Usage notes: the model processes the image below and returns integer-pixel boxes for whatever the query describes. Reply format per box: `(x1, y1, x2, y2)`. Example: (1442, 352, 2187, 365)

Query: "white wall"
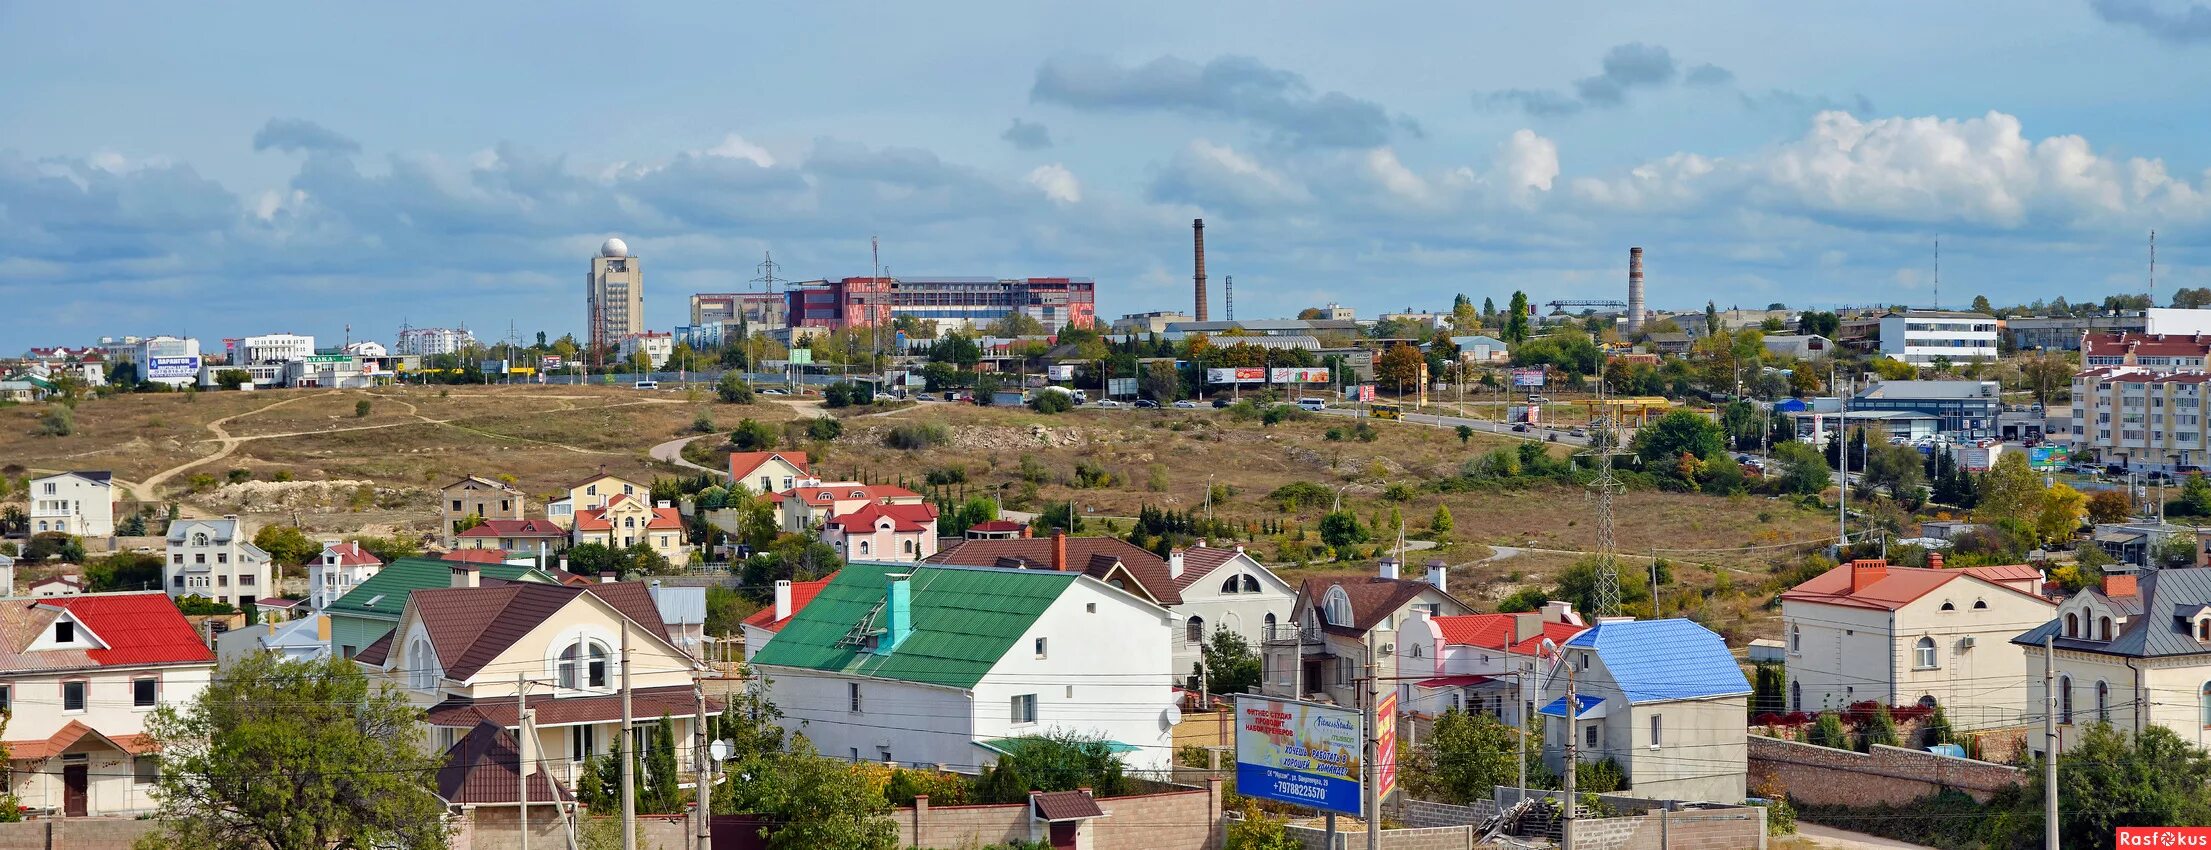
(7, 663, 214, 742)
(1888, 587, 2051, 728)
(971, 578, 1178, 772)
(1879, 315, 1999, 364)
(767, 669, 978, 766)
(1539, 646, 1746, 802)
(1170, 554, 1295, 684)
(1781, 602, 1893, 713)
(28, 474, 113, 538)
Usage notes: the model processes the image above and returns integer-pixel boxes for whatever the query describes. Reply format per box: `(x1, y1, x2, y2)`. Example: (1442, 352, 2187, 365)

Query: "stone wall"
(1746, 735, 2024, 806)
(456, 810, 691, 850)
(0, 818, 161, 850)
(1281, 823, 1473, 850)
(901, 798, 1032, 849)
(1571, 807, 1769, 850)
(1400, 798, 1497, 828)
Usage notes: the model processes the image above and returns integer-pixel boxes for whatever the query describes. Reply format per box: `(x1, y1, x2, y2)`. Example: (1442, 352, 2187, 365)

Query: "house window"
(858, 541, 871, 556)
(2200, 619, 2210, 641)
(451, 500, 462, 511)
(1011, 694, 1037, 724)
(0, 685, 8, 713)
(849, 682, 863, 713)
(2059, 676, 2074, 724)
(1650, 715, 1663, 748)
(1337, 657, 1354, 685)
(1187, 616, 1206, 644)
(1940, 601, 1955, 611)
(1243, 576, 1260, 592)
(2096, 681, 2109, 722)
(2065, 613, 2079, 638)
(903, 540, 915, 554)
(2202, 682, 2211, 727)
(1790, 681, 1801, 712)
(1222, 577, 1241, 594)
(1035, 637, 1048, 659)
(133, 677, 157, 708)
(1583, 724, 1597, 748)
(1914, 637, 1937, 669)
(1323, 588, 1354, 627)
(571, 725, 597, 762)
(62, 681, 86, 712)
(54, 621, 73, 643)
(217, 553, 228, 564)
(2098, 617, 2112, 641)
(1264, 613, 1276, 631)
(558, 640, 612, 689)
(1789, 625, 1800, 653)
(133, 756, 159, 786)
(410, 638, 438, 690)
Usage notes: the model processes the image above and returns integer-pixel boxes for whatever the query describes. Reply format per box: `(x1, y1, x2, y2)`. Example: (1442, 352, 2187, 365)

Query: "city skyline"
(7, 1, 2211, 349)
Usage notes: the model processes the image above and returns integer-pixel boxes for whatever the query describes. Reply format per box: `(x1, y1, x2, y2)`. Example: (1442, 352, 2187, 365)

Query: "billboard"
(2028, 445, 2071, 470)
(540, 355, 564, 370)
(1375, 692, 1398, 801)
(1206, 367, 1267, 384)
(1511, 368, 1547, 388)
(1358, 384, 1376, 402)
(303, 354, 350, 364)
(1051, 364, 1077, 381)
(1235, 695, 1362, 815)
(1270, 367, 1332, 384)
(145, 356, 202, 379)
(1106, 377, 1137, 397)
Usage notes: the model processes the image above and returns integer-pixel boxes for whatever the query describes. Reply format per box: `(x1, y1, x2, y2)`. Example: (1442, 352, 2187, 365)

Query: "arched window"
(192, 533, 209, 546)
(1790, 681, 1802, 712)
(2099, 617, 2113, 641)
(409, 638, 437, 690)
(1411, 643, 1423, 659)
(1323, 588, 1354, 627)
(1789, 625, 1800, 653)
(1264, 612, 1277, 631)
(1915, 637, 1937, 669)
(1940, 601, 1955, 611)
(558, 639, 613, 690)
(2059, 676, 2074, 724)
(1186, 616, 1206, 644)
(2096, 681, 2109, 722)
(902, 540, 915, 554)
(1242, 576, 1261, 593)
(858, 540, 871, 556)
(1973, 600, 1988, 610)
(2065, 613, 2079, 638)
(2200, 620, 2210, 641)
(1222, 577, 1241, 594)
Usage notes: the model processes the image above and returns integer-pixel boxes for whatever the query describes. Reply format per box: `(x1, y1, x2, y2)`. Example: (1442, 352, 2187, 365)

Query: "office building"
(785, 276, 1095, 331)
(231, 333, 316, 364)
(1878, 310, 1999, 365)
(689, 292, 785, 328)
(2009, 314, 2148, 351)
(394, 326, 478, 357)
(587, 238, 643, 359)
(1854, 380, 2002, 438)
(617, 331, 674, 369)
(132, 336, 202, 387)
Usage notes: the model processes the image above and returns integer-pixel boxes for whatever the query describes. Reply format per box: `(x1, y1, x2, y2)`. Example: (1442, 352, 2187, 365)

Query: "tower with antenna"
(2151, 229, 2158, 305)
(1932, 238, 1940, 311)
(1578, 376, 1627, 616)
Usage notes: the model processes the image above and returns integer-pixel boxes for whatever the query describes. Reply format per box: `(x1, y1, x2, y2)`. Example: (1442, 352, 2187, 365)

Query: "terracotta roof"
(729, 451, 810, 481)
(827, 502, 939, 533)
(6, 720, 155, 760)
(573, 499, 681, 533)
(457, 519, 568, 539)
(1430, 613, 1588, 655)
(320, 541, 383, 567)
(1032, 790, 1106, 821)
(1296, 575, 1464, 634)
(1171, 545, 1246, 591)
(354, 628, 397, 665)
(925, 537, 1184, 606)
(440, 549, 511, 565)
(404, 582, 669, 681)
(967, 520, 1025, 533)
(2083, 332, 2211, 358)
(0, 593, 216, 669)
(436, 721, 573, 805)
(767, 483, 922, 506)
(565, 470, 641, 491)
(740, 574, 837, 633)
(1781, 561, 2053, 611)
(423, 685, 716, 728)
(256, 597, 302, 610)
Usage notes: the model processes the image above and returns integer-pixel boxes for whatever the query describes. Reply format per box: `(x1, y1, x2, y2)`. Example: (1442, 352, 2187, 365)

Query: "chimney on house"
(1168, 549, 1185, 580)
(1513, 612, 1542, 644)
(1926, 551, 1945, 570)
(599, 570, 619, 584)
(774, 579, 793, 621)
(657, 500, 672, 509)
(2105, 573, 2139, 598)
(882, 574, 914, 652)
(1849, 559, 1889, 593)
(1542, 600, 1584, 626)
(1378, 558, 1400, 580)
(1425, 558, 1448, 591)
(559, 556, 570, 574)
(450, 564, 480, 589)
(1052, 530, 1068, 572)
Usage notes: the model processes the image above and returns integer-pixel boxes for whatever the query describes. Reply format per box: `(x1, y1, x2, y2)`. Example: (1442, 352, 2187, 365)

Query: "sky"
(6, 0, 2211, 350)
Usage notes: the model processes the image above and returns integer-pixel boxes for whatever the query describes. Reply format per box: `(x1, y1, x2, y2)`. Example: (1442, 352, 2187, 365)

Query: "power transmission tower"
(1578, 374, 1626, 616)
(751, 251, 784, 295)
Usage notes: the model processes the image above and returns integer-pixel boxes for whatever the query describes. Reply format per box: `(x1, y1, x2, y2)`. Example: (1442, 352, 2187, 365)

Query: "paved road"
(649, 433, 723, 474)
(1795, 823, 1937, 850)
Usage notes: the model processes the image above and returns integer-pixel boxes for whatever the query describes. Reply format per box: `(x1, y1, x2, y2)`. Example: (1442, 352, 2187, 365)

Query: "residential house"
(354, 565, 718, 790)
(964, 520, 1028, 540)
(751, 561, 1177, 771)
(324, 557, 559, 660)
(770, 483, 926, 533)
(1781, 559, 2054, 728)
(545, 471, 642, 531)
(1163, 545, 1298, 685)
(1446, 335, 1511, 364)
(1261, 560, 1476, 708)
(925, 534, 1196, 678)
(572, 495, 687, 564)
(0, 593, 215, 817)
(214, 613, 333, 665)
(310, 541, 383, 612)
(742, 575, 836, 662)
(27, 575, 85, 598)
(1400, 601, 1587, 727)
(1538, 619, 1752, 803)
(729, 451, 812, 496)
(457, 519, 570, 559)
(2014, 569, 2211, 756)
(162, 515, 271, 609)
(27, 472, 115, 539)
(1646, 333, 1694, 357)
(822, 502, 941, 563)
(439, 476, 525, 546)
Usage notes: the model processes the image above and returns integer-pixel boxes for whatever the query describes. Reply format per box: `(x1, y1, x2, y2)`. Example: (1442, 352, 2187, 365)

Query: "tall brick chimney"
(1192, 219, 1209, 322)
(1052, 529, 1068, 572)
(1849, 559, 1889, 593)
(2105, 573, 2138, 598)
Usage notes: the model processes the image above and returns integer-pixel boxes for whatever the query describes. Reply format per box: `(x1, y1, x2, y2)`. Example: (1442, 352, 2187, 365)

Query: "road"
(1794, 823, 1937, 850)
(650, 434, 723, 475)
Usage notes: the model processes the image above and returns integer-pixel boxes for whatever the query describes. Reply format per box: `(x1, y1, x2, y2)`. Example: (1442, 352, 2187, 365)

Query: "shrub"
(35, 406, 72, 437)
(805, 416, 843, 442)
(227, 468, 253, 484)
(885, 422, 950, 451)
(1073, 461, 1114, 488)
(1353, 422, 1378, 442)
(1029, 391, 1072, 414)
(730, 418, 778, 451)
(923, 466, 967, 486)
(1268, 481, 1333, 510)
(716, 372, 756, 404)
(1324, 427, 1346, 441)
(691, 412, 716, 434)
(354, 399, 372, 418)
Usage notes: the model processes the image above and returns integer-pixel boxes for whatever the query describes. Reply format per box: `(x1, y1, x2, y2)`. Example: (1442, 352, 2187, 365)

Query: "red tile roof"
(574, 498, 681, 532)
(440, 549, 511, 564)
(967, 520, 1025, 534)
(1430, 613, 1589, 656)
(457, 519, 568, 539)
(1781, 561, 2053, 611)
(437, 722, 573, 805)
(320, 541, 383, 567)
(926, 537, 1184, 606)
(740, 573, 837, 633)
(39, 593, 215, 667)
(826, 502, 939, 533)
(5, 720, 155, 760)
(2083, 332, 2211, 358)
(729, 451, 810, 482)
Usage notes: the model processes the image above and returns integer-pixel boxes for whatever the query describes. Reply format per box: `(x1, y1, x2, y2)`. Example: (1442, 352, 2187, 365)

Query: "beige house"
(729, 451, 811, 496)
(572, 494, 687, 564)
(1782, 559, 2053, 729)
(355, 564, 716, 792)
(1261, 560, 1475, 708)
(439, 476, 525, 546)
(822, 502, 940, 563)
(1537, 619, 1752, 803)
(2015, 569, 2211, 756)
(545, 471, 643, 531)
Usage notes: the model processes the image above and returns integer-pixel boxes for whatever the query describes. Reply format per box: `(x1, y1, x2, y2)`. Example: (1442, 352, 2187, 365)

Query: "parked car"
(1511, 423, 1530, 433)
(633, 380, 659, 390)
(760, 388, 789, 396)
(1527, 395, 1552, 404)
(1568, 427, 1588, 438)
(1173, 400, 1199, 409)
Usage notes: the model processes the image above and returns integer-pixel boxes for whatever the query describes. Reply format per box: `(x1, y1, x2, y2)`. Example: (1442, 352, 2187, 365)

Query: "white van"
(1297, 397, 1328, 412)
(633, 380, 659, 390)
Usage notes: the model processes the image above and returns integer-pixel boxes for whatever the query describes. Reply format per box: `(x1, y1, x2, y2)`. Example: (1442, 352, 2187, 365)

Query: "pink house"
(821, 502, 940, 562)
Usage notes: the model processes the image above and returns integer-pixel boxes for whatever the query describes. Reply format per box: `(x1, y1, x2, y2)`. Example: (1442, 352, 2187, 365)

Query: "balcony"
(1263, 623, 1324, 647)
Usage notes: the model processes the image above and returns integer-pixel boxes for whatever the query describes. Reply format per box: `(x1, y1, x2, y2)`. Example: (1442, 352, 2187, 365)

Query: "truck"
(1032, 385, 1088, 404)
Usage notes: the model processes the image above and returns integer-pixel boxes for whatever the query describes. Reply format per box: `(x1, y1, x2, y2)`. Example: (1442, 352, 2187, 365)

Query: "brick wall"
(457, 810, 690, 850)
(902, 778, 1221, 850)
(1281, 823, 1473, 850)
(901, 797, 1032, 848)
(1746, 735, 2024, 806)
(0, 818, 161, 850)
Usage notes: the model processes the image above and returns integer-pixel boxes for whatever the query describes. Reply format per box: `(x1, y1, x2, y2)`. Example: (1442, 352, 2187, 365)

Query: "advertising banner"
(1375, 692, 1398, 801)
(145, 356, 202, 379)
(1051, 364, 1077, 381)
(2027, 445, 2071, 470)
(1106, 378, 1137, 397)
(540, 355, 564, 370)
(1270, 367, 1332, 384)
(1206, 367, 1267, 384)
(1358, 384, 1376, 402)
(303, 354, 350, 364)
(1511, 368, 1547, 388)
(1235, 695, 1363, 816)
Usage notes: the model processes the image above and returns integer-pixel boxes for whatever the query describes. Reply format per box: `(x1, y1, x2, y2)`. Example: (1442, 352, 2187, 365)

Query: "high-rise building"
(587, 237, 643, 360)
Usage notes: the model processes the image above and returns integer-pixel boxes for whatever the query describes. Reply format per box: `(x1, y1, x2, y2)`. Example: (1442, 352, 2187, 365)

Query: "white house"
(310, 540, 384, 612)
(0, 592, 215, 817)
(617, 332, 674, 369)
(0, 553, 14, 597)
(28, 471, 115, 539)
(1162, 545, 1298, 684)
(1537, 619, 1752, 803)
(27, 575, 85, 598)
(236, 333, 316, 363)
(162, 516, 272, 610)
(1400, 601, 1587, 727)
(2014, 569, 2211, 756)
(1261, 560, 1477, 708)
(1781, 559, 2053, 728)
(1878, 310, 1999, 366)
(214, 613, 333, 665)
(751, 561, 1179, 771)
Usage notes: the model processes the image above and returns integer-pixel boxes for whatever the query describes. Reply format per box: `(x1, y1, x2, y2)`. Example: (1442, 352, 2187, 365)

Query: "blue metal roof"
(1537, 694, 1605, 718)
(1566, 619, 1751, 704)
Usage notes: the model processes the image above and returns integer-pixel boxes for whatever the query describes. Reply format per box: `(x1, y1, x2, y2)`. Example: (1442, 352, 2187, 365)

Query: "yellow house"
(573, 494, 688, 564)
(729, 451, 811, 495)
(546, 472, 643, 530)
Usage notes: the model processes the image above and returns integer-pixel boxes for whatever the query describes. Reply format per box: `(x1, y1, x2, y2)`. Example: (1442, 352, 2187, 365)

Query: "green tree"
(1224, 800, 1302, 850)
(1976, 452, 2046, 525)
(1201, 628, 1262, 695)
(716, 737, 899, 850)
(1856, 705, 1900, 751)
(354, 399, 372, 418)
(1456, 424, 1473, 444)
(1430, 504, 1453, 537)
(1630, 410, 1727, 468)
(136, 654, 449, 850)
(251, 524, 320, 568)
(716, 372, 756, 404)
(1029, 390, 1073, 413)
(1921, 704, 1953, 748)
(1317, 511, 1369, 555)
(642, 712, 680, 812)
(1414, 709, 1521, 805)
(704, 585, 760, 636)
(1504, 291, 1532, 343)
(730, 418, 779, 451)
(1999, 724, 2211, 850)
(2173, 472, 2211, 517)
(1774, 441, 1832, 496)
(2086, 489, 2132, 524)
(1807, 712, 1850, 750)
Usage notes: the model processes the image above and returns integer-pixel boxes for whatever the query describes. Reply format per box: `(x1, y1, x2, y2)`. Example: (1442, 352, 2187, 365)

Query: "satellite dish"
(1161, 705, 1183, 731)
(709, 740, 730, 763)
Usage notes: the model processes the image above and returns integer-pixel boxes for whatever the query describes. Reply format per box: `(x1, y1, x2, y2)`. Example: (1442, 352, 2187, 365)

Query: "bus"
(1369, 402, 1402, 421)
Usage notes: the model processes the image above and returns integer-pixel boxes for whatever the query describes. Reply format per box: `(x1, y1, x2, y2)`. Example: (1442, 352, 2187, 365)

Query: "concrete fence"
(905, 777, 1222, 850)
(1746, 734, 2024, 806)
(0, 818, 161, 850)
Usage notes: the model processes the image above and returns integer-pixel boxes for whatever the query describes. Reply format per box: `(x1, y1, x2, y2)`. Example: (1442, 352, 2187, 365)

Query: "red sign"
(2118, 829, 2211, 848)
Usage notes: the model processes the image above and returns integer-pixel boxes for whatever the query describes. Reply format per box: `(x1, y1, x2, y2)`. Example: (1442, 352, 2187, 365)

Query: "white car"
(760, 388, 789, 396)
(1172, 400, 1199, 409)
(1095, 399, 1127, 409)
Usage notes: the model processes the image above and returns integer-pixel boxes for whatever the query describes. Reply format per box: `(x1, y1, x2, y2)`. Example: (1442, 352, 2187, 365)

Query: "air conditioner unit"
(1958, 636, 1977, 650)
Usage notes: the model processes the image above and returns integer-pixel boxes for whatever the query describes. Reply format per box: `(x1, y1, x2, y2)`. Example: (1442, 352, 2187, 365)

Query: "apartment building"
(162, 516, 271, 609)
(394, 326, 479, 356)
(1878, 310, 1999, 365)
(2071, 366, 2211, 471)
(617, 331, 673, 369)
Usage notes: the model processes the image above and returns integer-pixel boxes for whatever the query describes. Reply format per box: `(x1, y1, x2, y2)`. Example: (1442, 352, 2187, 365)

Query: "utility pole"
(517, 672, 530, 850)
(1364, 626, 1390, 850)
(1836, 367, 1850, 547)
(1509, 644, 1526, 807)
(621, 628, 636, 850)
(2043, 634, 2058, 850)
(695, 684, 713, 850)
(1562, 660, 1578, 850)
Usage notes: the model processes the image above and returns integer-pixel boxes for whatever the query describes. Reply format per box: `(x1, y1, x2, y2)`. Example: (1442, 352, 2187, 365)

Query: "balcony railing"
(1263, 623, 1324, 646)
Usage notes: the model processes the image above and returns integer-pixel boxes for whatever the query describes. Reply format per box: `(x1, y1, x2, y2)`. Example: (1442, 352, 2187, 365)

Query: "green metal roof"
(750, 561, 1076, 690)
(326, 557, 557, 621)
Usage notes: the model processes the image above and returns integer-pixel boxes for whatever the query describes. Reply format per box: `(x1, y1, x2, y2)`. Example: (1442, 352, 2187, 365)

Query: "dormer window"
(2199, 619, 2210, 641)
(2066, 613, 2079, 638)
(1322, 587, 1354, 628)
(54, 620, 73, 643)
(1243, 576, 1260, 592)
(192, 533, 209, 546)
(1222, 577, 1241, 594)
(2098, 617, 2113, 641)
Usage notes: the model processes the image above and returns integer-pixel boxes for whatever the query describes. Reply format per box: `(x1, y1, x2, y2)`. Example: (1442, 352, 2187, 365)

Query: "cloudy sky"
(6, 0, 2211, 350)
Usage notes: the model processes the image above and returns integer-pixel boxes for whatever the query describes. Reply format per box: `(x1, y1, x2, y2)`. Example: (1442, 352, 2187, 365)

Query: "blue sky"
(6, 0, 2211, 350)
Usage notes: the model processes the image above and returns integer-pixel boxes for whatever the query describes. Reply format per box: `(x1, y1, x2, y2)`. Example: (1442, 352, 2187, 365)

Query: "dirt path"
(131, 392, 328, 501)
(650, 434, 724, 474)
(1793, 823, 1937, 850)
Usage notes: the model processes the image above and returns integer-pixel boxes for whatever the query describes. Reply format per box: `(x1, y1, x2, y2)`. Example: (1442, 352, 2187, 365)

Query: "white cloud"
(704, 134, 777, 168)
(1026, 163, 1082, 203)
(1362, 148, 1431, 203)
(1148, 139, 1311, 210)
(1493, 129, 1560, 197)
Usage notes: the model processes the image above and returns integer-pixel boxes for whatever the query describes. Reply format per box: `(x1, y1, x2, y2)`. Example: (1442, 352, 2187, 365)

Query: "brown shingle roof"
(423, 685, 716, 728)
(925, 537, 1183, 605)
(1171, 545, 1245, 591)
(437, 721, 573, 805)
(1297, 575, 1462, 634)
(406, 581, 670, 680)
(1032, 790, 1106, 821)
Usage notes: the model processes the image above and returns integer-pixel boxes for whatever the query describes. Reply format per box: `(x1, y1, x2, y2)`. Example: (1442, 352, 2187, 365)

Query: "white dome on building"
(599, 237, 630, 258)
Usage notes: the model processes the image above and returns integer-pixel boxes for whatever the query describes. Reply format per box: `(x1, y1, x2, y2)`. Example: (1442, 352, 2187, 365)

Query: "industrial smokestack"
(1627, 246, 1647, 334)
(1193, 218, 1209, 322)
